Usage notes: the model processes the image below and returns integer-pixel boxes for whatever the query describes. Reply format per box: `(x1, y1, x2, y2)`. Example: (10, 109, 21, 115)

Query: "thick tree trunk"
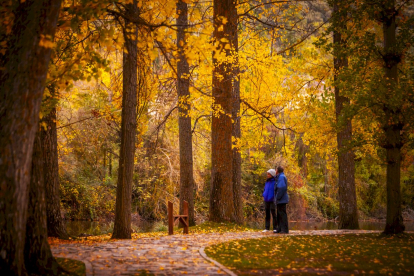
(0, 1, 62, 274)
(232, 85, 243, 224)
(383, 120, 404, 234)
(24, 131, 61, 275)
(333, 1, 359, 229)
(382, 0, 405, 234)
(176, 0, 195, 226)
(41, 108, 69, 239)
(210, 0, 236, 222)
(231, 7, 243, 224)
(112, 4, 138, 239)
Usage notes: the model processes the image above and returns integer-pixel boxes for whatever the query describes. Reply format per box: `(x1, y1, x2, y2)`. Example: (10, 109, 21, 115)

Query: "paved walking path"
(51, 230, 382, 276)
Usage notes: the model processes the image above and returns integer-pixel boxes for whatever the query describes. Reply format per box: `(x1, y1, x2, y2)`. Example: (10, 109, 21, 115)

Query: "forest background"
(3, 0, 414, 274)
(46, 0, 414, 225)
(4, 0, 414, 228)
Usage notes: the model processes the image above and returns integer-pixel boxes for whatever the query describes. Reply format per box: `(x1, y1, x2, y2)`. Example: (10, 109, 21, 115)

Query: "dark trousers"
(265, 201, 277, 230)
(276, 203, 289, 233)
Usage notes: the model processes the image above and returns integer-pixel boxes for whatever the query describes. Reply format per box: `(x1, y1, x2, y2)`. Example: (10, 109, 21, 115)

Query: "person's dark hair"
(277, 166, 284, 173)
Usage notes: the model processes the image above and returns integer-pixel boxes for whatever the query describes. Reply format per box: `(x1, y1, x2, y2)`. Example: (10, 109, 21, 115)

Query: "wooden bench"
(168, 200, 189, 235)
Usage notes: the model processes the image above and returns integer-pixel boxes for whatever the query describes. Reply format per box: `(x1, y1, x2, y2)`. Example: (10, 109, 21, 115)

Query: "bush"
(60, 174, 116, 220)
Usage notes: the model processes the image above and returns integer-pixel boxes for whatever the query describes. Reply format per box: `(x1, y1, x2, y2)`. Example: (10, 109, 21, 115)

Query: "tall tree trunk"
(333, 1, 359, 229)
(103, 148, 107, 178)
(25, 131, 61, 275)
(231, 4, 243, 224)
(0, 1, 62, 274)
(112, 3, 138, 239)
(232, 84, 243, 224)
(109, 152, 113, 177)
(323, 161, 329, 195)
(176, 0, 195, 226)
(296, 135, 308, 177)
(41, 107, 69, 239)
(381, 0, 405, 234)
(210, 0, 236, 222)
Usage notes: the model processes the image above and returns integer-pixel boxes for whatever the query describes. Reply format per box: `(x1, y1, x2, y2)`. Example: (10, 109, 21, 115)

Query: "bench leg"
(168, 201, 173, 235)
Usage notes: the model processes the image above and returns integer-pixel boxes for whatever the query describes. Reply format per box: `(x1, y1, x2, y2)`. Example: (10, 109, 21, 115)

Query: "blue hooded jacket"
(274, 172, 289, 204)
(262, 177, 276, 202)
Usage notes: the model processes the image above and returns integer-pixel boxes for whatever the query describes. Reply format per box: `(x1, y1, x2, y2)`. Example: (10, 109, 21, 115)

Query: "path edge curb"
(83, 259, 94, 276)
(199, 247, 237, 276)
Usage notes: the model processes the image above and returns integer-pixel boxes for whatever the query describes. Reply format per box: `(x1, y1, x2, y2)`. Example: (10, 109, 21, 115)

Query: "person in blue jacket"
(262, 169, 277, 232)
(274, 166, 289, 233)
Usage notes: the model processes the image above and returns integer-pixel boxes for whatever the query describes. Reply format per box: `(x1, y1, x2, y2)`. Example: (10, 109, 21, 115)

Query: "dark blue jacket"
(274, 173, 289, 204)
(262, 177, 276, 202)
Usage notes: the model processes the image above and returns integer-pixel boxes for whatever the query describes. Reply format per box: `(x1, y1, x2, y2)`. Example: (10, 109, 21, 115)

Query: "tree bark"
(323, 161, 329, 195)
(109, 152, 113, 177)
(333, 1, 359, 229)
(296, 135, 308, 177)
(230, 5, 243, 224)
(176, 0, 196, 226)
(24, 131, 61, 275)
(103, 148, 107, 179)
(381, 0, 405, 234)
(112, 3, 138, 239)
(0, 1, 62, 274)
(210, 0, 236, 222)
(41, 108, 69, 239)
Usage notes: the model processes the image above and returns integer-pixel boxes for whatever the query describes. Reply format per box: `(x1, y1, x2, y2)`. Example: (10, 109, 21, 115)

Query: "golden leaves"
(39, 34, 55, 49)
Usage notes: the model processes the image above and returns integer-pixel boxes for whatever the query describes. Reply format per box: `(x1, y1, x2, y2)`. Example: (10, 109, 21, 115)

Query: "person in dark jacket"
(262, 169, 277, 232)
(274, 166, 289, 234)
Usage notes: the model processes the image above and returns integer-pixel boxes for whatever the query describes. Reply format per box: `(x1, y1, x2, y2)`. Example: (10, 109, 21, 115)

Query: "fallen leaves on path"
(49, 232, 169, 246)
(49, 222, 253, 246)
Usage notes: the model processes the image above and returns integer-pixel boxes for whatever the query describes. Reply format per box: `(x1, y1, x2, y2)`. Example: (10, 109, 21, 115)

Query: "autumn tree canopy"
(1, 0, 414, 273)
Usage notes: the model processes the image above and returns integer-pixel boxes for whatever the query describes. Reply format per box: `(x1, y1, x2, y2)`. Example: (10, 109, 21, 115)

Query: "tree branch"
(241, 99, 294, 132)
(192, 115, 210, 133)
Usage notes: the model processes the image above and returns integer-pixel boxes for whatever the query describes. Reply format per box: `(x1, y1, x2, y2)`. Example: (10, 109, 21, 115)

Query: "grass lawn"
(56, 257, 86, 275)
(205, 233, 414, 275)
